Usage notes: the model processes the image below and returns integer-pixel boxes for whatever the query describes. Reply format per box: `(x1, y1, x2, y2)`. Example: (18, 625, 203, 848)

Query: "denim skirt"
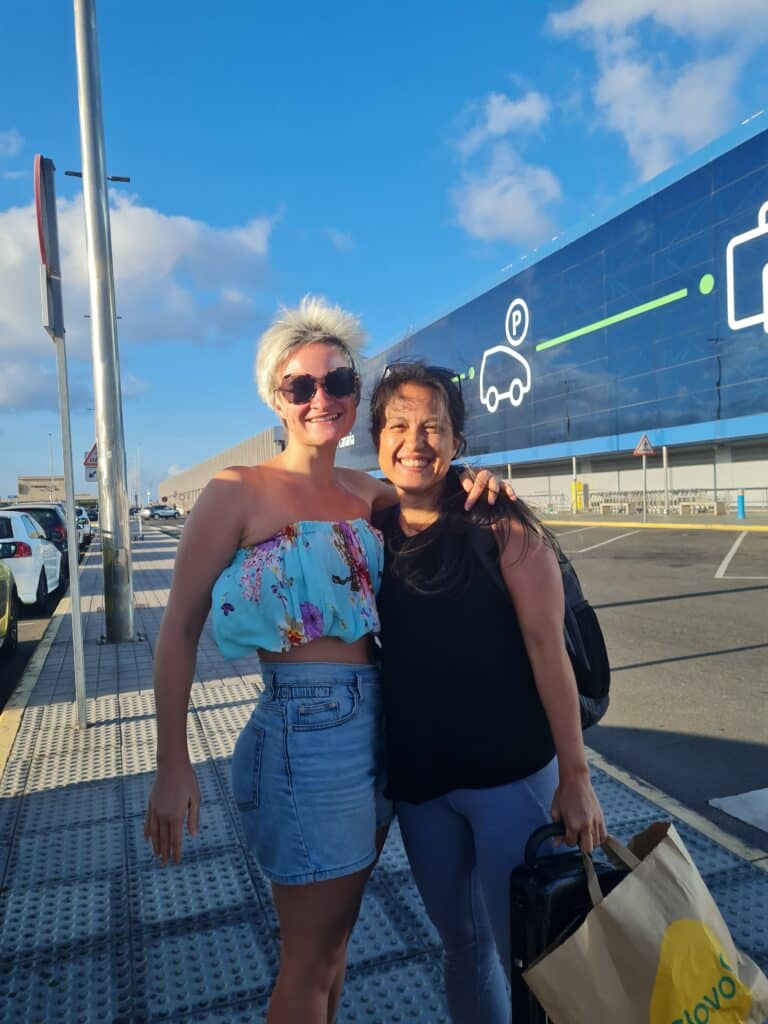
(231, 662, 392, 885)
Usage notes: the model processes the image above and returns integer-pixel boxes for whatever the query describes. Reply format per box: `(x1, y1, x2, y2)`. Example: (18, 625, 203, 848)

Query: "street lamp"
(48, 432, 55, 500)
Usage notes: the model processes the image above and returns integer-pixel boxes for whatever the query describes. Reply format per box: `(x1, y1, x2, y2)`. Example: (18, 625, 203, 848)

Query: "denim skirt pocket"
(290, 682, 360, 732)
(231, 720, 266, 810)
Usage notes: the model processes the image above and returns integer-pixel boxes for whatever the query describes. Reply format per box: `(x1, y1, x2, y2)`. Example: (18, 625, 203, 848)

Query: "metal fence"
(512, 486, 768, 516)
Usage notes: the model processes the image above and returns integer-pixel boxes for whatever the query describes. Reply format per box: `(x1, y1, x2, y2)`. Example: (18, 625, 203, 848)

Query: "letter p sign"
(505, 298, 530, 348)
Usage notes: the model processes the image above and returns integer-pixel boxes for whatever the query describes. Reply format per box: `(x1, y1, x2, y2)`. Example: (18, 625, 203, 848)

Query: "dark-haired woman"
(371, 363, 606, 1024)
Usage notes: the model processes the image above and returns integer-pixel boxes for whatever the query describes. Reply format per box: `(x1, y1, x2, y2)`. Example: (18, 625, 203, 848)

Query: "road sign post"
(35, 153, 87, 729)
(633, 434, 657, 524)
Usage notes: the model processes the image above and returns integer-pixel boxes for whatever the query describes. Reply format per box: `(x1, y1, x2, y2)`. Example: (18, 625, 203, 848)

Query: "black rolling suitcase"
(509, 823, 630, 1023)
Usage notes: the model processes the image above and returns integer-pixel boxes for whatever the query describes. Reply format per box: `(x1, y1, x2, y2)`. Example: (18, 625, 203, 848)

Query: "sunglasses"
(382, 362, 462, 397)
(276, 366, 359, 405)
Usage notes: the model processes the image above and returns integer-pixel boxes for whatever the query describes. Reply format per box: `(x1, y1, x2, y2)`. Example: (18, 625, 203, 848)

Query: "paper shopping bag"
(523, 821, 768, 1024)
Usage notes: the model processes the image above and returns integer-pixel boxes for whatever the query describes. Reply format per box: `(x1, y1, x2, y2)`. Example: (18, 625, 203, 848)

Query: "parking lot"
(549, 521, 768, 851)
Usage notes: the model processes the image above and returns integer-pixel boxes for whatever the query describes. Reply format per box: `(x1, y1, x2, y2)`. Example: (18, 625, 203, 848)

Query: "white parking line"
(570, 529, 642, 554)
(714, 531, 747, 579)
(709, 788, 768, 833)
(554, 525, 602, 537)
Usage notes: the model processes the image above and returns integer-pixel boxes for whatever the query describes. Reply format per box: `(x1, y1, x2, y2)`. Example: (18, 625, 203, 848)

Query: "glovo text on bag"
(650, 920, 753, 1024)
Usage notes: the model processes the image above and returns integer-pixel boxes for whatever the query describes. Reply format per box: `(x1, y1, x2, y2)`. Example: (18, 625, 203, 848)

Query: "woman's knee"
(280, 939, 348, 994)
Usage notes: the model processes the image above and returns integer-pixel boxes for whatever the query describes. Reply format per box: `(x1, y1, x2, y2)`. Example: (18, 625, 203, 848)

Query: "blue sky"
(2, 0, 768, 499)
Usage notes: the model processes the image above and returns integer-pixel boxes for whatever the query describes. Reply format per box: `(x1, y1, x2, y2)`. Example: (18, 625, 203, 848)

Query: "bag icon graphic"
(726, 199, 768, 333)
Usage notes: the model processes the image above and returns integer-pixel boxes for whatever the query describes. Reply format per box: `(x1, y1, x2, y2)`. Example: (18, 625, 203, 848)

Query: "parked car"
(141, 504, 180, 519)
(75, 506, 93, 549)
(87, 507, 99, 522)
(6, 502, 70, 586)
(0, 510, 62, 610)
(0, 560, 18, 660)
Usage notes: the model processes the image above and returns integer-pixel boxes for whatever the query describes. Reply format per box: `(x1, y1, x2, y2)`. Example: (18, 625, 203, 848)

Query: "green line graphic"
(535, 286, 689, 352)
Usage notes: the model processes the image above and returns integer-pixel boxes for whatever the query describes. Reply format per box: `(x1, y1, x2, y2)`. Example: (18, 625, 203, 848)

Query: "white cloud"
(595, 52, 743, 179)
(457, 90, 551, 156)
(451, 145, 562, 245)
(0, 129, 24, 159)
(3, 170, 27, 181)
(549, 1, 768, 179)
(326, 228, 355, 251)
(166, 464, 187, 478)
(121, 372, 150, 399)
(450, 86, 561, 246)
(549, 0, 768, 39)
(0, 192, 278, 410)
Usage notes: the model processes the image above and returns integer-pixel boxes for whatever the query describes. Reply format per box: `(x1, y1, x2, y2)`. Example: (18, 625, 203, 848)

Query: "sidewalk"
(1, 527, 766, 1023)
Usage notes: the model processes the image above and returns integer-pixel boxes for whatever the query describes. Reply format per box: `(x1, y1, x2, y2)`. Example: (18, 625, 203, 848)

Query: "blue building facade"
(340, 121, 768, 475)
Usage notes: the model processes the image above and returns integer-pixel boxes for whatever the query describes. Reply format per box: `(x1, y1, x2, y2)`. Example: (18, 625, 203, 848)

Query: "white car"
(0, 510, 62, 609)
(75, 506, 93, 549)
(141, 504, 181, 520)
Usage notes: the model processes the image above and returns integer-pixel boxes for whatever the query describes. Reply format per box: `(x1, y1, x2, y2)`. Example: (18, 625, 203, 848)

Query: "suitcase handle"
(524, 822, 566, 867)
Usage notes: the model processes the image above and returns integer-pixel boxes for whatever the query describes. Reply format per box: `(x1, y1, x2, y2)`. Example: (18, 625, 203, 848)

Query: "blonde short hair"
(255, 295, 367, 409)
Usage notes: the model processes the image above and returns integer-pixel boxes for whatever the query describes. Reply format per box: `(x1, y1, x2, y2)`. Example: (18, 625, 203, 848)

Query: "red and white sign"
(83, 443, 98, 468)
(633, 433, 656, 457)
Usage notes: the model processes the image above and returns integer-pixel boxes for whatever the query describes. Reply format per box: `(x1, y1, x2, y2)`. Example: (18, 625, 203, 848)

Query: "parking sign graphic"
(726, 199, 768, 333)
(480, 298, 532, 414)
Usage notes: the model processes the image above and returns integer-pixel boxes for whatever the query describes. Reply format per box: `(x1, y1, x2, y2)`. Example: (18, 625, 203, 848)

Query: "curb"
(544, 519, 768, 533)
(0, 595, 68, 779)
(0, 543, 98, 779)
(586, 747, 768, 870)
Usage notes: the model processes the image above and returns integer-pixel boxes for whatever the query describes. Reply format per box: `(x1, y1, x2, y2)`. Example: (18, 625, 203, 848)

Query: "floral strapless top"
(211, 519, 384, 657)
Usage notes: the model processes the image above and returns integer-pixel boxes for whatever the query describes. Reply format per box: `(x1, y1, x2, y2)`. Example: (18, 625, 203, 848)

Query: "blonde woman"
(144, 297, 500, 1024)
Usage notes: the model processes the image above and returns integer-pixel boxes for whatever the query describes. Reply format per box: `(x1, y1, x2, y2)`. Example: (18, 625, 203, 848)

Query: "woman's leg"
(326, 824, 389, 1022)
(454, 758, 559, 976)
(397, 797, 510, 1024)
(268, 858, 375, 1024)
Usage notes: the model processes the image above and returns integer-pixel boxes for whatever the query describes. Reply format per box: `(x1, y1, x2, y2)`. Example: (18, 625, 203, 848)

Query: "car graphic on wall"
(479, 297, 532, 413)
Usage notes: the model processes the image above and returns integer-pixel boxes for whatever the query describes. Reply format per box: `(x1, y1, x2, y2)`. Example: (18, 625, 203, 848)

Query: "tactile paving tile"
(118, 687, 157, 720)
(0, 943, 133, 1024)
(0, 706, 43, 762)
(0, 870, 129, 963)
(130, 848, 261, 929)
(16, 776, 122, 832)
(346, 869, 439, 970)
(338, 953, 449, 1023)
(0, 751, 33, 800)
(5, 817, 126, 887)
(24, 742, 120, 791)
(32, 714, 119, 759)
(169, 994, 271, 1023)
(707, 865, 768, 959)
(132, 913, 279, 1019)
(191, 678, 261, 710)
(120, 712, 158, 749)
(0, 794, 20, 843)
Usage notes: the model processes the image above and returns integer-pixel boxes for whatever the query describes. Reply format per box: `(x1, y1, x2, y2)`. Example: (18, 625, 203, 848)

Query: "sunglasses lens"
(324, 366, 357, 398)
(286, 375, 316, 404)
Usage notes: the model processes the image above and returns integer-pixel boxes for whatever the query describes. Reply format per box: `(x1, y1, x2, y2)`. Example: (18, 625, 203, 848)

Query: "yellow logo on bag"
(650, 920, 753, 1023)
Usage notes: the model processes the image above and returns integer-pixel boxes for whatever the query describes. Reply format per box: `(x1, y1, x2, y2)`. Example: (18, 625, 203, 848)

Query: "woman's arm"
(498, 523, 606, 853)
(144, 468, 251, 866)
(340, 468, 513, 515)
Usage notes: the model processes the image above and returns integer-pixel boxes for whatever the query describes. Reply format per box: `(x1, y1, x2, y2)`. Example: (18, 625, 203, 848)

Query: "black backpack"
(467, 524, 610, 730)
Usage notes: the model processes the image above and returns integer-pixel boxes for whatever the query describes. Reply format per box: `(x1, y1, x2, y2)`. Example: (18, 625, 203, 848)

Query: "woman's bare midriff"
(258, 634, 375, 665)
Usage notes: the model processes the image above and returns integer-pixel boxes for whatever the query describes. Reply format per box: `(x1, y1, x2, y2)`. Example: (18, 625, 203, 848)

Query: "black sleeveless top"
(377, 516, 556, 804)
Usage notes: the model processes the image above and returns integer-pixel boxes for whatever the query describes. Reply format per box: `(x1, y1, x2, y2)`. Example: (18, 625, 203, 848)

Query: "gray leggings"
(396, 757, 559, 1024)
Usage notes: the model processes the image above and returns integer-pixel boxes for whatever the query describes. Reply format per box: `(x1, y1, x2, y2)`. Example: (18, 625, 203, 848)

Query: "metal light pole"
(73, 0, 134, 641)
(48, 432, 55, 500)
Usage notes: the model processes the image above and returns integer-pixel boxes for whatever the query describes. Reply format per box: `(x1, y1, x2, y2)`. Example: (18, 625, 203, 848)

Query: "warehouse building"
(166, 118, 768, 514)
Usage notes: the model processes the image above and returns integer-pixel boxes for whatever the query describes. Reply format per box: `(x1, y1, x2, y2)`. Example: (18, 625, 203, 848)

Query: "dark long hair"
(369, 361, 560, 594)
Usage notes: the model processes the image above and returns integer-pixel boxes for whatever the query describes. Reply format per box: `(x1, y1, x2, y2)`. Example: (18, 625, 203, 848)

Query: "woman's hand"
(459, 467, 517, 510)
(144, 760, 202, 866)
(550, 769, 607, 854)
